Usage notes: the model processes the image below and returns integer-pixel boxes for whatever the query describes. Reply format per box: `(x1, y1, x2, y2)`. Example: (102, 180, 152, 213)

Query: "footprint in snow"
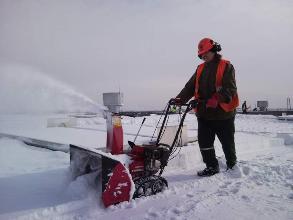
(284, 183, 293, 190)
(219, 181, 232, 189)
(241, 195, 251, 201)
(185, 193, 195, 198)
(288, 193, 293, 200)
(171, 202, 197, 216)
(231, 187, 240, 194)
(172, 207, 185, 215)
(216, 190, 229, 196)
(146, 210, 160, 219)
(242, 166, 250, 176)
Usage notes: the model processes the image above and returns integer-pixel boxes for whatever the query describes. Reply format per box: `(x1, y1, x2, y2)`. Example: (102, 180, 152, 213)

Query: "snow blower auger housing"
(69, 99, 197, 207)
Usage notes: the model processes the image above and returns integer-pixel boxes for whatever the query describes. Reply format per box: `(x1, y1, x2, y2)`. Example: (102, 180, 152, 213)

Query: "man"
(242, 101, 248, 114)
(175, 38, 239, 177)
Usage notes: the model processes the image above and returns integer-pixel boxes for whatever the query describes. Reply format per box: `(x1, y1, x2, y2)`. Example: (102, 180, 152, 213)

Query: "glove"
(169, 98, 182, 105)
(206, 94, 219, 108)
(170, 106, 177, 113)
(217, 87, 232, 103)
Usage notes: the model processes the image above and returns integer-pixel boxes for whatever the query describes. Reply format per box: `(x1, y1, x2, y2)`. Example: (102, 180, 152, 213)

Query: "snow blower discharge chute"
(70, 99, 198, 207)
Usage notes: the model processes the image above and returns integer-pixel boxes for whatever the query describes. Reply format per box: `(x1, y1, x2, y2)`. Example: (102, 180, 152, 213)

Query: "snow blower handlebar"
(155, 99, 198, 175)
(169, 99, 198, 149)
(156, 99, 198, 146)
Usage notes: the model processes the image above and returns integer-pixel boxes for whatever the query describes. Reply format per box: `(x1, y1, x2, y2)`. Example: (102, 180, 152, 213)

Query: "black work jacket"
(176, 55, 237, 120)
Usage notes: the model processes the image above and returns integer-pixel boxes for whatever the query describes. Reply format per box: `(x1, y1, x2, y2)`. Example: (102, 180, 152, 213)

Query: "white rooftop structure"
(103, 92, 124, 113)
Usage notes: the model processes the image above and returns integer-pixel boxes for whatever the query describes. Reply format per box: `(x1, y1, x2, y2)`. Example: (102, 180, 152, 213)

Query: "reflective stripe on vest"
(194, 59, 239, 112)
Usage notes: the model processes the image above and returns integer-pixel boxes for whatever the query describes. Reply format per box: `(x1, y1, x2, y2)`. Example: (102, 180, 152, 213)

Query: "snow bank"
(235, 114, 293, 134)
(166, 144, 202, 171)
(276, 133, 293, 145)
(0, 114, 293, 219)
(0, 137, 69, 178)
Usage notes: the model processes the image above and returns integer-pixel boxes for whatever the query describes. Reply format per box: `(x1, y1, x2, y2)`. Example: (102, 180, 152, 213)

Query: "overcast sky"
(0, 0, 292, 110)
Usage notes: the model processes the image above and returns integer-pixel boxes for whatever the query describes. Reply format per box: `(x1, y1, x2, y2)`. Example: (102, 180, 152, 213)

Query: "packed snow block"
(157, 125, 188, 147)
(276, 133, 293, 145)
(166, 144, 202, 170)
(47, 117, 77, 128)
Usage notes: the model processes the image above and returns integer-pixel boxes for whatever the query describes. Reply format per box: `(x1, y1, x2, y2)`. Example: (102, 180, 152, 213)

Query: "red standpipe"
(106, 114, 123, 154)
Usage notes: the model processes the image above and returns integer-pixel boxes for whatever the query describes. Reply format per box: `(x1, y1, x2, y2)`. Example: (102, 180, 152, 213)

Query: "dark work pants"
(197, 117, 237, 168)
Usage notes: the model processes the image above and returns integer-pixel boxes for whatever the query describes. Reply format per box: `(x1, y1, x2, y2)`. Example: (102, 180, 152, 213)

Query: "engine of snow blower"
(127, 142, 170, 199)
(128, 141, 170, 178)
(69, 99, 197, 207)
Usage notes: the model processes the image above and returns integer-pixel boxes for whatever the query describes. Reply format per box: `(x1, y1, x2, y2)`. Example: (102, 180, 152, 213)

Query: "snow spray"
(0, 64, 104, 114)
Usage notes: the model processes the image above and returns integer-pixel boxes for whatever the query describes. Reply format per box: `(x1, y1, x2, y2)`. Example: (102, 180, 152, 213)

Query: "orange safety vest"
(194, 59, 239, 112)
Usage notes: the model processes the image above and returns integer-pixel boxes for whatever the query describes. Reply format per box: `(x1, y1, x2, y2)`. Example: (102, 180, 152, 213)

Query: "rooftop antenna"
(287, 97, 291, 110)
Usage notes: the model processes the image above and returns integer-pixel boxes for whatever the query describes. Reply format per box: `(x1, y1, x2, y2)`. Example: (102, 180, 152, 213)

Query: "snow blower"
(69, 99, 197, 207)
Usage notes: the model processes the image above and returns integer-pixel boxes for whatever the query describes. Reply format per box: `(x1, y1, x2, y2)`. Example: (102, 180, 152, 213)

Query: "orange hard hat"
(198, 38, 215, 56)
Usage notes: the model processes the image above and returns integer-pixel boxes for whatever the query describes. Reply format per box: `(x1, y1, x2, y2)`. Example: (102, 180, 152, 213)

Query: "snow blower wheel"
(133, 176, 168, 198)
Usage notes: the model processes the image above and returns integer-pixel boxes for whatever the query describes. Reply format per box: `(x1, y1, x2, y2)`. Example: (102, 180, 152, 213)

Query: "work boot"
(226, 161, 237, 170)
(197, 166, 219, 177)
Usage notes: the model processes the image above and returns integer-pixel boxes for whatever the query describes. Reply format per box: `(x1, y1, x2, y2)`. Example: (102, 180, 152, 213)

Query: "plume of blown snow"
(0, 64, 106, 114)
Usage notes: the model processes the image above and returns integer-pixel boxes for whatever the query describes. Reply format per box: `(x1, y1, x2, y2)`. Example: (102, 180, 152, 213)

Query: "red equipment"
(106, 115, 123, 154)
(69, 99, 197, 207)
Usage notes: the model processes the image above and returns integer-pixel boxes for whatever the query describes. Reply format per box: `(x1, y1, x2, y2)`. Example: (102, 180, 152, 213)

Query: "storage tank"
(103, 92, 124, 113)
(257, 100, 268, 111)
